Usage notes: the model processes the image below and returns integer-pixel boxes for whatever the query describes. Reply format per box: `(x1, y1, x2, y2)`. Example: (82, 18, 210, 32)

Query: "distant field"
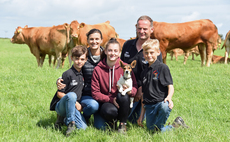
(0, 38, 229, 141)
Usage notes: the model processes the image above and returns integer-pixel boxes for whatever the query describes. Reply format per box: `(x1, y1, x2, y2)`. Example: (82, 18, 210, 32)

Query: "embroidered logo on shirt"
(153, 70, 159, 80)
(70, 80, 78, 86)
(124, 52, 130, 58)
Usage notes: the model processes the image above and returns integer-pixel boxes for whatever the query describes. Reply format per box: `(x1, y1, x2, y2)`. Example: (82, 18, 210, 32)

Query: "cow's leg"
(198, 44, 206, 67)
(61, 53, 68, 68)
(162, 50, 167, 64)
(224, 47, 230, 64)
(53, 56, 57, 68)
(175, 51, 178, 61)
(56, 52, 62, 69)
(40, 54, 46, 67)
(170, 51, 173, 60)
(192, 53, 195, 60)
(31, 47, 41, 67)
(205, 43, 213, 67)
(183, 51, 189, 65)
(48, 55, 52, 67)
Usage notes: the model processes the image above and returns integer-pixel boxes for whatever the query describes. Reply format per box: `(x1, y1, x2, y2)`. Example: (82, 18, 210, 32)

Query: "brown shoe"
(172, 116, 189, 128)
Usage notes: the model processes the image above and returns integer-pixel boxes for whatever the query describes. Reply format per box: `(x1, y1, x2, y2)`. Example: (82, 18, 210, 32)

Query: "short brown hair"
(142, 39, 160, 51)
(137, 15, 153, 27)
(71, 45, 88, 58)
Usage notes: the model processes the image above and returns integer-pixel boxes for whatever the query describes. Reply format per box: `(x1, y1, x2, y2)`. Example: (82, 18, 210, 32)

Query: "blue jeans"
(145, 101, 173, 132)
(93, 111, 107, 130)
(128, 100, 143, 124)
(55, 92, 87, 130)
(80, 96, 99, 120)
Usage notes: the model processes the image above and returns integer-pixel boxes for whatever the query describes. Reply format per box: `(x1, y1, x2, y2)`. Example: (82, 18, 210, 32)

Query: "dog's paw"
(130, 102, 133, 108)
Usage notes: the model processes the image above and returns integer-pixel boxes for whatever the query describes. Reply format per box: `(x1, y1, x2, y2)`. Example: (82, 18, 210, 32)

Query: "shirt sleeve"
(159, 65, 173, 86)
(91, 68, 110, 103)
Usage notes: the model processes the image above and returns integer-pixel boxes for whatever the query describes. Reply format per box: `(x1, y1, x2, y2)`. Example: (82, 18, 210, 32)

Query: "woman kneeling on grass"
(91, 38, 138, 133)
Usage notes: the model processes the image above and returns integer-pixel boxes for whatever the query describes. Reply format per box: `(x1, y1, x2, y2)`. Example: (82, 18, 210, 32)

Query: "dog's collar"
(123, 76, 131, 80)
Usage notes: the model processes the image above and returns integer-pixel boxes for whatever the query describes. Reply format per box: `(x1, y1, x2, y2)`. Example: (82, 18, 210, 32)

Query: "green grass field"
(0, 38, 229, 142)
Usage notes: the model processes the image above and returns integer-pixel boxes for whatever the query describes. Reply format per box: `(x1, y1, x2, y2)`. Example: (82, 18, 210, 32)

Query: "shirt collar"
(149, 60, 160, 69)
(71, 65, 83, 76)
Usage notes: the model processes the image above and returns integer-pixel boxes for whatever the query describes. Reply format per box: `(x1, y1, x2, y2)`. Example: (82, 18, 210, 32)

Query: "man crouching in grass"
(137, 39, 188, 133)
(50, 45, 88, 137)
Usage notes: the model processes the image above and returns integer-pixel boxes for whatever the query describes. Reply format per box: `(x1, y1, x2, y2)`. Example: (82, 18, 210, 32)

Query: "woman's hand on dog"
(122, 85, 132, 95)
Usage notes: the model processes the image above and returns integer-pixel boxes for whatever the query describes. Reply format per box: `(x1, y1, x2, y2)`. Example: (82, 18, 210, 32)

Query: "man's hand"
(137, 116, 144, 127)
(57, 79, 66, 90)
(134, 87, 142, 102)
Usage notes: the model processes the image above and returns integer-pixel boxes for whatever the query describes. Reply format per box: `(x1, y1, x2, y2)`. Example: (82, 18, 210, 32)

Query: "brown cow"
(168, 46, 199, 64)
(221, 30, 230, 64)
(68, 20, 118, 65)
(151, 19, 219, 67)
(70, 20, 118, 47)
(217, 35, 222, 49)
(116, 38, 126, 49)
(168, 48, 184, 61)
(11, 23, 71, 68)
(212, 55, 230, 64)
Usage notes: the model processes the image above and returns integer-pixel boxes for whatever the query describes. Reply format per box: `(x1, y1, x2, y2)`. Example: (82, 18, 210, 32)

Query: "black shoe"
(54, 114, 65, 131)
(172, 116, 189, 128)
(66, 121, 76, 137)
(118, 123, 127, 134)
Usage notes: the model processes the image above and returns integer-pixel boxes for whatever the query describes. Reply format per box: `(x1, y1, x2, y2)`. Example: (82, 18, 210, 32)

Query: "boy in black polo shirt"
(137, 39, 188, 133)
(50, 45, 88, 136)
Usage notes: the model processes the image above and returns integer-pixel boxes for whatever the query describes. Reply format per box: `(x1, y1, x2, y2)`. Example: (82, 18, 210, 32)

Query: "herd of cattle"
(10, 19, 230, 68)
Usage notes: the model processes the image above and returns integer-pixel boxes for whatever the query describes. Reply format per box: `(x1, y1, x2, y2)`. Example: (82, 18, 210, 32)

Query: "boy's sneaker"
(172, 116, 189, 128)
(66, 121, 76, 137)
(54, 114, 65, 131)
(118, 123, 127, 134)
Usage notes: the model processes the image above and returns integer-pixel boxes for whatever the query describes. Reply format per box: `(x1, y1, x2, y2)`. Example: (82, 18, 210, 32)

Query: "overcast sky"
(1, 0, 229, 40)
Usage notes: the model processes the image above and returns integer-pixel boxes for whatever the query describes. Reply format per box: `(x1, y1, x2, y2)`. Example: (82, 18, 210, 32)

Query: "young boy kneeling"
(137, 39, 188, 133)
(50, 45, 88, 136)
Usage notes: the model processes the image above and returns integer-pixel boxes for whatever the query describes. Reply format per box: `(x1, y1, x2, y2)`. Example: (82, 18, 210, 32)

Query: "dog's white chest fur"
(117, 75, 133, 95)
(117, 76, 132, 89)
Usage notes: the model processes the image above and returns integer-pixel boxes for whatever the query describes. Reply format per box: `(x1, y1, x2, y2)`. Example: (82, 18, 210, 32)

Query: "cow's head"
(70, 20, 80, 39)
(11, 26, 26, 44)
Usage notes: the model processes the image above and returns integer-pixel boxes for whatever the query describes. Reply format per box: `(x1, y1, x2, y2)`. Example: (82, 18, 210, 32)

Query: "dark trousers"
(99, 93, 130, 123)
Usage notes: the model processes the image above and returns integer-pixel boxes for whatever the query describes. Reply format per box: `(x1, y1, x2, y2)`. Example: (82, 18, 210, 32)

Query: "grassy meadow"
(0, 38, 230, 141)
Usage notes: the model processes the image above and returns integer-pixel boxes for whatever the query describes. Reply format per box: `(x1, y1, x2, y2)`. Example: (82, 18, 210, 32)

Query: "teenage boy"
(137, 39, 188, 133)
(50, 45, 88, 136)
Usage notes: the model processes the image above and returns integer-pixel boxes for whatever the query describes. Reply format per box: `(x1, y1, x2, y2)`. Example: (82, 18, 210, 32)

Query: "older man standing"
(120, 15, 162, 124)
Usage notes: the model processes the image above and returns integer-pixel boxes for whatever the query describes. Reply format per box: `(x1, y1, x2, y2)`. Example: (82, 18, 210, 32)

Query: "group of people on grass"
(50, 15, 188, 137)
